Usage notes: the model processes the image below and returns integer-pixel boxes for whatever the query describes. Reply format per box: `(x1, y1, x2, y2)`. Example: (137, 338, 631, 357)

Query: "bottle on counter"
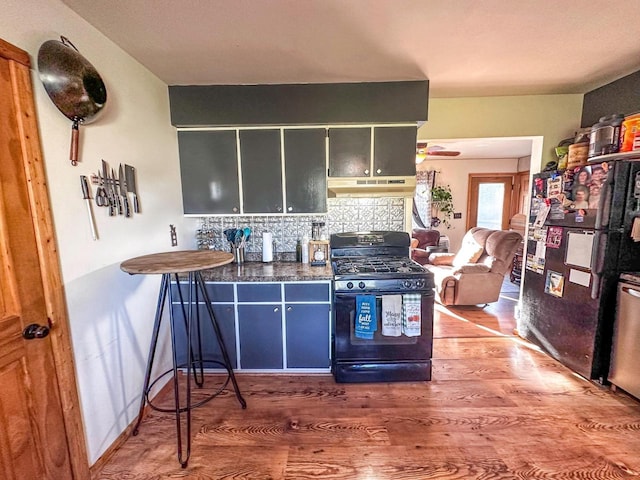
(301, 235, 309, 264)
(262, 231, 273, 263)
(296, 239, 302, 262)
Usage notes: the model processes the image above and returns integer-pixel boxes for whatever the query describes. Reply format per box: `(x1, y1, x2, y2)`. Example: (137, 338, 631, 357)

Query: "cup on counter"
(232, 245, 245, 264)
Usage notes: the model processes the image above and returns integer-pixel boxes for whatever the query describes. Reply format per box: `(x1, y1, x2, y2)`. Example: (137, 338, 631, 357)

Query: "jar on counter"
(588, 114, 624, 158)
(311, 221, 325, 241)
(620, 113, 640, 152)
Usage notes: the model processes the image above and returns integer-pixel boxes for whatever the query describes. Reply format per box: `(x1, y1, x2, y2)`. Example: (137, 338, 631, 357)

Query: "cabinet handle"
(287, 306, 292, 311)
(232, 207, 238, 213)
(273, 307, 279, 312)
(376, 168, 382, 174)
(276, 206, 282, 212)
(364, 169, 369, 175)
(287, 206, 293, 212)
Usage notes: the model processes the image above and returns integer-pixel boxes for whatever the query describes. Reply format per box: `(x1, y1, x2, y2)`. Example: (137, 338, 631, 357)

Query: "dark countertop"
(198, 261, 334, 282)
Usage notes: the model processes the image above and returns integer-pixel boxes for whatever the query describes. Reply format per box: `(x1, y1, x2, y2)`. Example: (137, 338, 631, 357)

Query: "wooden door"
(467, 174, 515, 231)
(0, 38, 88, 479)
(514, 170, 530, 215)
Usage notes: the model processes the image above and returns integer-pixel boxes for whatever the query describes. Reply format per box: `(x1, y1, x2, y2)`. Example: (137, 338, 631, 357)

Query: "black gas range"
(330, 231, 435, 383)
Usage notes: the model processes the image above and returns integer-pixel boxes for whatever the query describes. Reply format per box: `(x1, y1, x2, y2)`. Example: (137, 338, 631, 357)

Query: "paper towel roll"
(262, 231, 273, 262)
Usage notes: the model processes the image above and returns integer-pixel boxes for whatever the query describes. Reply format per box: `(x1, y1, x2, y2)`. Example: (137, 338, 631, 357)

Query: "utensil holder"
(232, 245, 245, 264)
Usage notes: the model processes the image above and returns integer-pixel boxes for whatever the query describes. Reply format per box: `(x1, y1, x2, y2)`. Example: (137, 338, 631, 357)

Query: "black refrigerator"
(519, 154, 640, 382)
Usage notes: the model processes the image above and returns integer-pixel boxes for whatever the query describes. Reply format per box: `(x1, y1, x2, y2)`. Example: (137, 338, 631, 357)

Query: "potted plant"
(430, 184, 454, 229)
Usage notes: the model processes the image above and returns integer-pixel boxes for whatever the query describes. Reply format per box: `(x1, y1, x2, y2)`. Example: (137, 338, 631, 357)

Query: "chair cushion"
(452, 263, 491, 274)
(429, 253, 455, 265)
(452, 235, 484, 267)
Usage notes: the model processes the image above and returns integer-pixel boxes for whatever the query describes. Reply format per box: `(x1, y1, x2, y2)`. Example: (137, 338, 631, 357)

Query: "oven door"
(333, 290, 433, 362)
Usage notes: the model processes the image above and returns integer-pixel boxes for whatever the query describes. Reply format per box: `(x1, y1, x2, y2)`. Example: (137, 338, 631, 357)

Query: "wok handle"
(70, 120, 79, 166)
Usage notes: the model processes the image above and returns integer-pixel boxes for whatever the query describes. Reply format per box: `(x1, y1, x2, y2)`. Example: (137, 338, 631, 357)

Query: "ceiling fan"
(416, 142, 461, 163)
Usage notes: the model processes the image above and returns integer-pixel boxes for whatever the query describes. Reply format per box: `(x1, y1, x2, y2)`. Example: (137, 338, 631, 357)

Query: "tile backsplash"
(196, 197, 407, 258)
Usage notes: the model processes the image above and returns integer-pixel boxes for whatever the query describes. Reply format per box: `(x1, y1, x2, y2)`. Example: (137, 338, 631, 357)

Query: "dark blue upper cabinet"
(373, 126, 417, 177)
(239, 129, 283, 214)
(178, 130, 240, 214)
(284, 128, 327, 213)
(328, 127, 371, 177)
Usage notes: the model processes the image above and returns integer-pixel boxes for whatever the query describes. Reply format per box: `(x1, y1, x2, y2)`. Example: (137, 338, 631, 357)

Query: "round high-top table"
(121, 250, 246, 468)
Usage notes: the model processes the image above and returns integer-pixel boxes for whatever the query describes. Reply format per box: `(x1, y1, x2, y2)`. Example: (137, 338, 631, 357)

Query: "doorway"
(466, 174, 515, 231)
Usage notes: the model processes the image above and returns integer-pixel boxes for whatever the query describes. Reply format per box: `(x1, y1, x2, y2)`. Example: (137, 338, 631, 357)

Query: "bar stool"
(121, 250, 246, 468)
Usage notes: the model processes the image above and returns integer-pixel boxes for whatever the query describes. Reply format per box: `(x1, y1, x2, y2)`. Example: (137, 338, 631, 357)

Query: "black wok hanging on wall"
(37, 36, 107, 166)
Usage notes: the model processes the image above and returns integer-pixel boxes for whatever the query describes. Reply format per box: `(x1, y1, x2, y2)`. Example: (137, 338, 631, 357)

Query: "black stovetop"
(333, 256, 425, 276)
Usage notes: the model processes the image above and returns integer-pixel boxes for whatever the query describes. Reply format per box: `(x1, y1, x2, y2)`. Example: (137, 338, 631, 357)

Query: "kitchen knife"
(119, 163, 131, 217)
(102, 159, 115, 216)
(80, 175, 98, 240)
(112, 167, 122, 215)
(125, 164, 140, 213)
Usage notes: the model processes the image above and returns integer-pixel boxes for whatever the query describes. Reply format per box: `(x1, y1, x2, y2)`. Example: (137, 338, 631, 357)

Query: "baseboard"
(89, 403, 153, 479)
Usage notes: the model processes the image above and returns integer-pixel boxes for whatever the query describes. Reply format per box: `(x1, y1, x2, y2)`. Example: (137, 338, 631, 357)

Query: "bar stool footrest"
(145, 360, 232, 413)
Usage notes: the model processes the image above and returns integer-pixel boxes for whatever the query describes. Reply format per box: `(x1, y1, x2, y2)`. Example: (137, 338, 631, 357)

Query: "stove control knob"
(403, 280, 412, 289)
(346, 282, 354, 289)
(358, 282, 366, 289)
(416, 279, 425, 288)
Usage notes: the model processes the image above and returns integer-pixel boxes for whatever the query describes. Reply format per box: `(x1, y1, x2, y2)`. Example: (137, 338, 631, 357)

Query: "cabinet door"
(239, 129, 283, 213)
(373, 126, 417, 176)
(284, 128, 327, 213)
(171, 303, 237, 369)
(285, 304, 331, 368)
(177, 130, 240, 214)
(237, 304, 283, 369)
(328, 127, 371, 177)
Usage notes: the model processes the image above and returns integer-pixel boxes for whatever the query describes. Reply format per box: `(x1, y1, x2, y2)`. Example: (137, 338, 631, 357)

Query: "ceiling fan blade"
(429, 150, 460, 156)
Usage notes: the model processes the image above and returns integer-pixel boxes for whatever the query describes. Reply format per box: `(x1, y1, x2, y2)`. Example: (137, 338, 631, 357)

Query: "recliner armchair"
(424, 227, 522, 306)
(410, 228, 441, 265)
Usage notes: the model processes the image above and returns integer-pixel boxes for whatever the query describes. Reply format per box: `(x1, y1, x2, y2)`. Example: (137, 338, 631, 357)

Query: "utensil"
(80, 175, 98, 240)
(112, 168, 122, 215)
(95, 172, 108, 207)
(223, 228, 236, 244)
(234, 229, 244, 247)
(37, 36, 107, 166)
(119, 163, 131, 217)
(102, 159, 115, 216)
(243, 227, 251, 241)
(124, 164, 140, 213)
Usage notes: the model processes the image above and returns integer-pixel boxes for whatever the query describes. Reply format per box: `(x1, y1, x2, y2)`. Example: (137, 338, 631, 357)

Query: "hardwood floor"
(95, 284, 640, 479)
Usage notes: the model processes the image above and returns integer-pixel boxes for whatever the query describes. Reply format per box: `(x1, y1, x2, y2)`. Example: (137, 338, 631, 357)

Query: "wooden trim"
(0, 37, 30, 66)
(9, 46, 90, 479)
(514, 170, 530, 216)
(466, 173, 515, 231)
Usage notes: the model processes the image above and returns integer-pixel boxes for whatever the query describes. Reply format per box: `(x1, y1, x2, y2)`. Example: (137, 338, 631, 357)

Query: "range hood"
(327, 176, 416, 197)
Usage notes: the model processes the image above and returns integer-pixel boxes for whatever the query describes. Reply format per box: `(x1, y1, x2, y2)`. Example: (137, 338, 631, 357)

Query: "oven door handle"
(334, 291, 431, 297)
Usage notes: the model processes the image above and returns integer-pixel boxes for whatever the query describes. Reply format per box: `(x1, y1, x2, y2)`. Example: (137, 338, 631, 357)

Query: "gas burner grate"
(333, 256, 424, 275)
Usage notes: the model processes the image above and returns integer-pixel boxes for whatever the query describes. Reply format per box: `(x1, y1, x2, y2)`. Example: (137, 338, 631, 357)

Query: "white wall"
(1, 0, 197, 464)
(418, 157, 519, 251)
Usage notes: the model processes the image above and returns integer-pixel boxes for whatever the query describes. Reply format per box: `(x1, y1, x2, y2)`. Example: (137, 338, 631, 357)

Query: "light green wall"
(418, 94, 584, 168)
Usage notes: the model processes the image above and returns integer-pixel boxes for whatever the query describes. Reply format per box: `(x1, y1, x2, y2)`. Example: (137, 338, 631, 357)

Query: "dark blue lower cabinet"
(171, 303, 237, 369)
(285, 303, 331, 368)
(237, 304, 283, 369)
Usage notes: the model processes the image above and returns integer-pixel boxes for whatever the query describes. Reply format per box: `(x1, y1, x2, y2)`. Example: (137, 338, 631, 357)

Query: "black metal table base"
(131, 271, 246, 468)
